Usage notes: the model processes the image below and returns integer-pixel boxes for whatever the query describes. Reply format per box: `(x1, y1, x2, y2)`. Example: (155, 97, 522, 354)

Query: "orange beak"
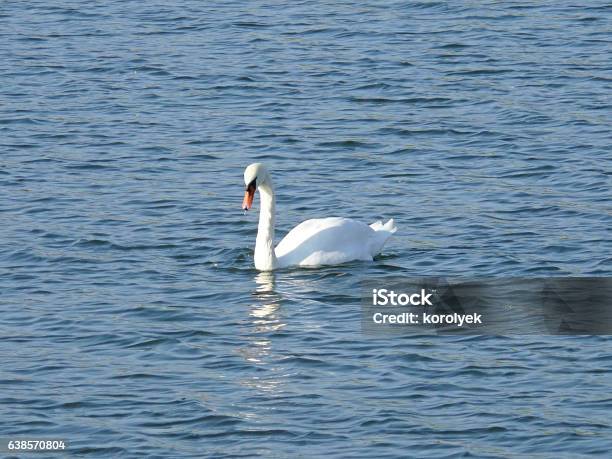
(242, 183, 256, 210)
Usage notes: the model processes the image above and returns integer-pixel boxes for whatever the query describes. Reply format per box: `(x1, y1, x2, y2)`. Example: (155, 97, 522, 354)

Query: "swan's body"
(275, 217, 396, 267)
(242, 163, 397, 271)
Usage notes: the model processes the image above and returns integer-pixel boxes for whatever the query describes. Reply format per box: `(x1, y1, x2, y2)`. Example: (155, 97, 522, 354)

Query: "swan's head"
(242, 163, 270, 211)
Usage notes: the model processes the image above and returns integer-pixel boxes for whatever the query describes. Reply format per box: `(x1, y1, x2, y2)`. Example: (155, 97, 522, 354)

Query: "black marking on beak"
(245, 178, 256, 192)
(243, 178, 257, 211)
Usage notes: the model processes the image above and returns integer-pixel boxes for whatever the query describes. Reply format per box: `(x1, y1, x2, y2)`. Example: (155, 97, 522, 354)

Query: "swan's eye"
(246, 178, 256, 192)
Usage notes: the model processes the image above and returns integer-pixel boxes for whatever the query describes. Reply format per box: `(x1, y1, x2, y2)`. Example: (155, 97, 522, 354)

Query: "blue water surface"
(1, 1, 611, 457)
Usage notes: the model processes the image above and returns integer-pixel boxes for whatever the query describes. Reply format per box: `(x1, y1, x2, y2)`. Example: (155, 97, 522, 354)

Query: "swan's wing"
(275, 218, 347, 256)
(275, 217, 387, 267)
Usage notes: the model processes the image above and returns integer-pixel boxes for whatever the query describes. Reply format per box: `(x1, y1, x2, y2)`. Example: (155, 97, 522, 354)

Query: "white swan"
(242, 163, 397, 271)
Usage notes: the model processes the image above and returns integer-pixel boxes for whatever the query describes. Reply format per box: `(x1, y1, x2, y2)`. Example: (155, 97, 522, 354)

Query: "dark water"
(2, 1, 612, 457)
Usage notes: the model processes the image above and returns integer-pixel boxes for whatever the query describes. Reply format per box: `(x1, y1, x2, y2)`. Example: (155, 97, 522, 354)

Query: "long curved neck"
(255, 182, 277, 271)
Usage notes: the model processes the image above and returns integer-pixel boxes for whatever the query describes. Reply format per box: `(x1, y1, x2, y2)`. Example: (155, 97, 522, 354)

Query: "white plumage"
(275, 217, 396, 268)
(242, 163, 397, 271)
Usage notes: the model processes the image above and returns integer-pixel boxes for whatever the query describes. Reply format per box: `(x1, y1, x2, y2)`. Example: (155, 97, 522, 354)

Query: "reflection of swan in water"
(237, 272, 285, 374)
(250, 271, 284, 333)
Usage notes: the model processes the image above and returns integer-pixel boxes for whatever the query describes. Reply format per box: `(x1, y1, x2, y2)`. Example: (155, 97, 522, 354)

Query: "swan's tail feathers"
(383, 218, 397, 234)
(370, 218, 397, 234)
(369, 220, 383, 231)
(369, 218, 397, 257)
